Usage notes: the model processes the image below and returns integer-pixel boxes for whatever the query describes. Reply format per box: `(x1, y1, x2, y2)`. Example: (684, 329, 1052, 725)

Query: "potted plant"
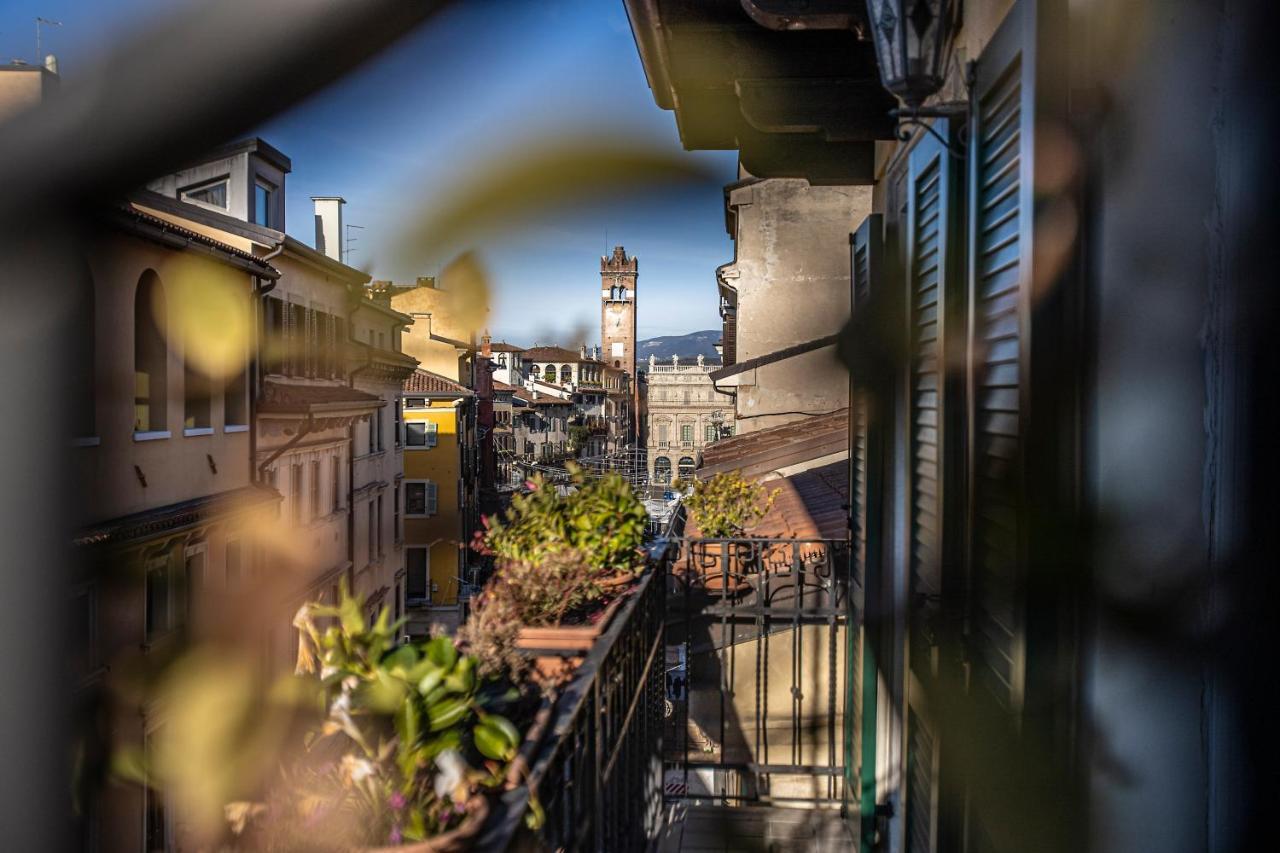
(466, 465, 648, 664)
(682, 472, 778, 594)
(226, 589, 534, 851)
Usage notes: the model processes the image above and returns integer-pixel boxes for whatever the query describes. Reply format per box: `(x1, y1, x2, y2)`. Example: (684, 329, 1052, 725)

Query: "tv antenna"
(344, 223, 364, 264)
(35, 17, 61, 63)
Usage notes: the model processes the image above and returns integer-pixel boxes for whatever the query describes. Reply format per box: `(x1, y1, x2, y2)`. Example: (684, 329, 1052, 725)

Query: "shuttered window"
(907, 126, 957, 681)
(905, 709, 938, 853)
(846, 212, 884, 821)
(967, 0, 1033, 713)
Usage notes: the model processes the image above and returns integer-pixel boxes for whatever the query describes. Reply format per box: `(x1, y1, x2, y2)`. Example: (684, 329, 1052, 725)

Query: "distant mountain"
(636, 330, 722, 366)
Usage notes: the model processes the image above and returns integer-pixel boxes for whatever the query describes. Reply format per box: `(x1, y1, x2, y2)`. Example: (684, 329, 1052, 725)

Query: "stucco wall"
(403, 402, 462, 605)
(78, 233, 254, 526)
(724, 179, 871, 434)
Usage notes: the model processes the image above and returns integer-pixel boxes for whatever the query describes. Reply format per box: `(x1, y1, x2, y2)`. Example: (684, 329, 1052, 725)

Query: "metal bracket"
(891, 103, 969, 158)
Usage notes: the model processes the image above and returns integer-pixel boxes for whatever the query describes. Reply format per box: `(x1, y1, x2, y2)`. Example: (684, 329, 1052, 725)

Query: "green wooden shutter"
(846, 213, 884, 848)
(907, 126, 957, 683)
(967, 0, 1035, 714)
(906, 709, 939, 853)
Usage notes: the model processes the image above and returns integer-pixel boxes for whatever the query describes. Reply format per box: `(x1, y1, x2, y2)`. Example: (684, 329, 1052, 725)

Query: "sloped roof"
(689, 409, 850, 542)
(488, 341, 525, 353)
(524, 345, 584, 362)
(402, 369, 472, 396)
(699, 409, 848, 480)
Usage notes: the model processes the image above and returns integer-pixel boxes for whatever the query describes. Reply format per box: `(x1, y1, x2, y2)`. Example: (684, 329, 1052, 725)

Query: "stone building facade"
(643, 354, 734, 485)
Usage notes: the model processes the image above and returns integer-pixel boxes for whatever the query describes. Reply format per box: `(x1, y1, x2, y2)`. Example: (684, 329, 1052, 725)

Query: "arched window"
(545, 364, 556, 382)
(560, 365, 572, 384)
(653, 456, 671, 484)
(135, 271, 168, 433)
(529, 364, 540, 380)
(678, 457, 696, 481)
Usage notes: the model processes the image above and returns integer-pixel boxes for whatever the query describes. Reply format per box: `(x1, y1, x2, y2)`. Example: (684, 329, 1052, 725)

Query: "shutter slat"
(970, 49, 1026, 711)
(905, 711, 936, 853)
(908, 134, 953, 691)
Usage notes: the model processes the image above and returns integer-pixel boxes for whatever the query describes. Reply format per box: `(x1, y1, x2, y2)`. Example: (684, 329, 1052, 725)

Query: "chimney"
(481, 331, 492, 358)
(369, 280, 392, 307)
(415, 276, 436, 290)
(580, 344, 588, 360)
(311, 196, 345, 261)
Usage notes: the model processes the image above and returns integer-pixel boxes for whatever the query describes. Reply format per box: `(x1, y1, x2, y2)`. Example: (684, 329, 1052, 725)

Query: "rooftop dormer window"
(180, 177, 228, 210)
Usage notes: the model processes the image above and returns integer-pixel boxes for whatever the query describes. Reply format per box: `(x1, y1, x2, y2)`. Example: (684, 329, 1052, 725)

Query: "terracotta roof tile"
(685, 461, 848, 542)
(402, 369, 473, 396)
(523, 345, 586, 362)
(699, 409, 848, 480)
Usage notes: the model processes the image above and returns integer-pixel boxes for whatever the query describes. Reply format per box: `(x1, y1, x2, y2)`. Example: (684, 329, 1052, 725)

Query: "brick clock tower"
(600, 245, 638, 443)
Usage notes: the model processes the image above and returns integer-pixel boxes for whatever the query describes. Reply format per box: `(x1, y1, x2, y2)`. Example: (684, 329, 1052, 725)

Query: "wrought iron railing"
(480, 544, 672, 851)
(665, 536, 850, 807)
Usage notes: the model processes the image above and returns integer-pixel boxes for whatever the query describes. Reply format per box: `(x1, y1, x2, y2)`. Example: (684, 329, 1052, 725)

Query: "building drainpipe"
(250, 242, 285, 484)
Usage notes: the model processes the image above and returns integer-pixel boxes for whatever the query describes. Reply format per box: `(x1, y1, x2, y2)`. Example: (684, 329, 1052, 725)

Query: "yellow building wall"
(390, 284, 476, 382)
(403, 400, 463, 604)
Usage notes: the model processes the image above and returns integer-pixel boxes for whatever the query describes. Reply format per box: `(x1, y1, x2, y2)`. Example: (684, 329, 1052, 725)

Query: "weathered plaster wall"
(723, 178, 871, 434)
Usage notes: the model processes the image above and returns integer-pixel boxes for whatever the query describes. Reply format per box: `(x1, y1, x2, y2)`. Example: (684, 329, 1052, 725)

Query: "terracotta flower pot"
(691, 541, 754, 595)
(515, 593, 626, 653)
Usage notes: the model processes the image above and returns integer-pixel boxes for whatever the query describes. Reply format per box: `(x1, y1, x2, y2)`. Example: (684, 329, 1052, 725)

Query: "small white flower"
(342, 754, 377, 783)
(434, 749, 466, 800)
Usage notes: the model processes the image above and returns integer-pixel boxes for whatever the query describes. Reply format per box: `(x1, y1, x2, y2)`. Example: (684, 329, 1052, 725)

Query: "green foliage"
(234, 586, 526, 848)
(567, 424, 591, 453)
(684, 471, 779, 538)
(482, 464, 648, 576)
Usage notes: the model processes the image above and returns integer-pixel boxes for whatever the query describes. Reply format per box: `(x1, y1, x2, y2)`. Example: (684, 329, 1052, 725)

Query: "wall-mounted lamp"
(866, 0, 969, 155)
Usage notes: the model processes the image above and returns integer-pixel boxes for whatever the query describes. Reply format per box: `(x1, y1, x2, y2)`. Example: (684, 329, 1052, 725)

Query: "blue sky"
(0, 0, 737, 342)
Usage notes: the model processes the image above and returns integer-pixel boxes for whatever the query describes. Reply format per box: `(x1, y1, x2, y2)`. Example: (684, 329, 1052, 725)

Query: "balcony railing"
(481, 544, 671, 850)
(481, 523, 853, 849)
(666, 536, 851, 809)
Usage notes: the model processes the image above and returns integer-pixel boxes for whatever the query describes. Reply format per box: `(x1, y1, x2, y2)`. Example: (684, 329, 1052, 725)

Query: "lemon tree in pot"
(683, 472, 778, 594)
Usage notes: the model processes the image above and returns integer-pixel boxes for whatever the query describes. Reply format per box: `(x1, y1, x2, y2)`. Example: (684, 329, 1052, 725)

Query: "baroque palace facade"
(643, 354, 733, 485)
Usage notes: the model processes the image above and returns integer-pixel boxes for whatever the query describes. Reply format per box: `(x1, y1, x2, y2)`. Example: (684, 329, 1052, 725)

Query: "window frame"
(404, 479, 437, 518)
(252, 178, 275, 227)
(179, 175, 230, 211)
(405, 546, 431, 605)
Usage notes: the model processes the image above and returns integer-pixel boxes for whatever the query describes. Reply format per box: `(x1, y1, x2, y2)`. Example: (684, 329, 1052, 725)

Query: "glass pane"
(406, 483, 426, 515)
(183, 180, 227, 208)
(406, 422, 427, 447)
(406, 549, 428, 600)
(253, 183, 270, 225)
